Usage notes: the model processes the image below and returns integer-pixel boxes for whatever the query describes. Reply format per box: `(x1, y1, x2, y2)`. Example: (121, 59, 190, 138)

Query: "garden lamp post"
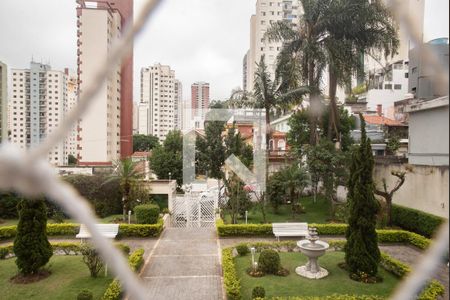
(251, 247, 257, 271)
(169, 172, 172, 181)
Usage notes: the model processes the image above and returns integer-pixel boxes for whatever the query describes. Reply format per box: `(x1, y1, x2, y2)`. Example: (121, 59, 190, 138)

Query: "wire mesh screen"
(0, 0, 448, 299)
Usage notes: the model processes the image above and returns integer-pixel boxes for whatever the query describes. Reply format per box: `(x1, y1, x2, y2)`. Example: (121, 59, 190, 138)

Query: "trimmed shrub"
(236, 244, 249, 256)
(134, 204, 160, 224)
(47, 223, 80, 236)
(101, 249, 145, 300)
(222, 248, 241, 300)
(252, 286, 266, 299)
(80, 244, 104, 278)
(418, 280, 446, 300)
(0, 226, 17, 240)
(14, 199, 53, 275)
(392, 205, 444, 238)
(128, 248, 145, 271)
(118, 221, 164, 238)
(380, 253, 411, 277)
(258, 249, 281, 274)
(77, 289, 94, 300)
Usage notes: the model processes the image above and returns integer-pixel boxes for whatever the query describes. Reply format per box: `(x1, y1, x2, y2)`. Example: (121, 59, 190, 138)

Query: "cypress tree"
(14, 199, 53, 276)
(344, 114, 380, 279)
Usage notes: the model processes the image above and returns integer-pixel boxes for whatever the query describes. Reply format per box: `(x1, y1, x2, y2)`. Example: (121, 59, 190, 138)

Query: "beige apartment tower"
(245, 0, 301, 92)
(0, 61, 7, 142)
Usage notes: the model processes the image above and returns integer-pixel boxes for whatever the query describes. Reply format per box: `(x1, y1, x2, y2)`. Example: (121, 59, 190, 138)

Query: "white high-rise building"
(174, 80, 183, 130)
(10, 62, 68, 165)
(0, 61, 7, 142)
(65, 72, 78, 159)
(139, 64, 179, 141)
(245, 0, 301, 92)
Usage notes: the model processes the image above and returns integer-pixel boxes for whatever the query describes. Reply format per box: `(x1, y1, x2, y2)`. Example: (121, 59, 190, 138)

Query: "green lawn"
(0, 256, 113, 300)
(224, 196, 332, 224)
(235, 252, 399, 299)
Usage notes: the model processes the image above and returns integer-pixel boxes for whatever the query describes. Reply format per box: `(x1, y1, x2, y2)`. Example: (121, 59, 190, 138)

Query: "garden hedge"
(222, 248, 241, 300)
(101, 248, 146, 300)
(392, 205, 444, 238)
(0, 220, 164, 241)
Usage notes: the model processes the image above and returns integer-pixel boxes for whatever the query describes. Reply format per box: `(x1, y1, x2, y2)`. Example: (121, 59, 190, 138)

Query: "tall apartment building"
(65, 71, 78, 158)
(174, 80, 183, 130)
(245, 0, 301, 92)
(139, 64, 179, 141)
(0, 61, 7, 142)
(191, 82, 210, 120)
(10, 62, 68, 165)
(76, 0, 133, 165)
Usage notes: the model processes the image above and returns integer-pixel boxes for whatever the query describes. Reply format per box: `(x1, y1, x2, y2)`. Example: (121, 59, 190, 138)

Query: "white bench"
(76, 224, 120, 242)
(272, 223, 309, 241)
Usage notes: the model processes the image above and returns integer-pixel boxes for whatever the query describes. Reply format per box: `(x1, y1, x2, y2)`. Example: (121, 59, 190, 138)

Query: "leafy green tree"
(68, 154, 77, 165)
(203, 121, 226, 180)
(386, 134, 401, 155)
(307, 140, 348, 217)
(267, 171, 285, 213)
(224, 174, 252, 224)
(133, 134, 159, 152)
(14, 199, 53, 276)
(287, 109, 311, 159)
(106, 158, 143, 220)
(150, 130, 183, 187)
(225, 123, 254, 168)
(345, 115, 380, 279)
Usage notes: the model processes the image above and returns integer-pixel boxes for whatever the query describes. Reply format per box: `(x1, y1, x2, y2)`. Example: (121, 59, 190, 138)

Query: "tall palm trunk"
(327, 68, 340, 143)
(308, 61, 319, 146)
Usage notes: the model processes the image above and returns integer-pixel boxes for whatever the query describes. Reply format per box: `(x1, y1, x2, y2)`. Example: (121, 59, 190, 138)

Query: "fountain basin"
(296, 240, 330, 279)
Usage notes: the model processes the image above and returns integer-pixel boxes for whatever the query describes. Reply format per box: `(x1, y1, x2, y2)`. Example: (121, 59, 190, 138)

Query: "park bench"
(76, 224, 120, 242)
(272, 222, 309, 241)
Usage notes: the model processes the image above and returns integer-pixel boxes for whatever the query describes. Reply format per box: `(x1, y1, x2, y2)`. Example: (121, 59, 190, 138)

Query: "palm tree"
(266, 0, 399, 145)
(105, 158, 143, 221)
(279, 164, 310, 218)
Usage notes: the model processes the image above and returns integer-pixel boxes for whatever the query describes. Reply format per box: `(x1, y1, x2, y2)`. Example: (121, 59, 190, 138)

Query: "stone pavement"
(139, 228, 224, 300)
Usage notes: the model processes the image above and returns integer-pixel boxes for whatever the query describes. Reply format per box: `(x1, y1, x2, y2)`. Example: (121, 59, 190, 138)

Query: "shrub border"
(101, 248, 146, 300)
(217, 220, 431, 250)
(223, 243, 445, 300)
(0, 219, 164, 241)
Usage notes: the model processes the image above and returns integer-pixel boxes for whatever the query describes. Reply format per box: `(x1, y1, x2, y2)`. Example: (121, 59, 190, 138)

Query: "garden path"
(138, 228, 224, 300)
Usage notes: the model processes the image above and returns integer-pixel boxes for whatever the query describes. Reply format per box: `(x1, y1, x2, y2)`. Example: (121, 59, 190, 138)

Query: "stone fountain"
(296, 227, 330, 279)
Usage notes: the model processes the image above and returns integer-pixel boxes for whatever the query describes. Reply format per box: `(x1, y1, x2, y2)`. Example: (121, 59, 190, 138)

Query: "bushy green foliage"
(345, 116, 380, 278)
(80, 244, 104, 278)
(252, 286, 266, 299)
(133, 134, 159, 152)
(236, 244, 249, 256)
(0, 245, 13, 259)
(128, 248, 145, 271)
(0, 226, 17, 240)
(258, 249, 281, 274)
(77, 289, 93, 300)
(222, 248, 241, 300)
(64, 175, 122, 217)
(14, 199, 53, 275)
(268, 296, 383, 300)
(224, 175, 252, 224)
(101, 280, 121, 300)
(392, 205, 444, 238)
(418, 280, 446, 300)
(216, 219, 273, 236)
(117, 221, 164, 238)
(0, 193, 21, 218)
(149, 130, 183, 187)
(134, 204, 160, 224)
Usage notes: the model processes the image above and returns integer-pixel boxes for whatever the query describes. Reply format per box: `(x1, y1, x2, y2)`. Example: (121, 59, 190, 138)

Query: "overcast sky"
(0, 0, 448, 101)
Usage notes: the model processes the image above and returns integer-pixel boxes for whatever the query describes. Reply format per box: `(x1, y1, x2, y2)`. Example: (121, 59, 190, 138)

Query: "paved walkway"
(139, 228, 224, 300)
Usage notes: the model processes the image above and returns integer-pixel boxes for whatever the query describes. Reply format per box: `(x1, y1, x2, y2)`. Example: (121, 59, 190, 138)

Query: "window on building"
(394, 84, 402, 90)
(384, 84, 392, 90)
